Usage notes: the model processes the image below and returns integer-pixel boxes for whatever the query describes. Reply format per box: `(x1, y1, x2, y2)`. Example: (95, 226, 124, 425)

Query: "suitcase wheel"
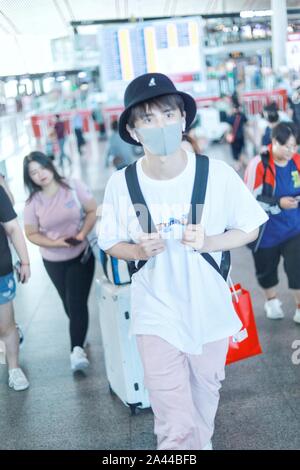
(129, 403, 138, 416)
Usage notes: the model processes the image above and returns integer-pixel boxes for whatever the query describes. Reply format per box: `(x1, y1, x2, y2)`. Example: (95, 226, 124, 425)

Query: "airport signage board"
(99, 17, 206, 100)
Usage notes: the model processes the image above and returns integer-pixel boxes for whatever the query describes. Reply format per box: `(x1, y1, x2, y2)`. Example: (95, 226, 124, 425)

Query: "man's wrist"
(199, 235, 212, 253)
(132, 244, 140, 261)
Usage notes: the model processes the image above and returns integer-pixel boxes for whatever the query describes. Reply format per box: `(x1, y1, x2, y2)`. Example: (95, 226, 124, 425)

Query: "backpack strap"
(189, 155, 230, 280)
(125, 161, 157, 233)
(125, 161, 156, 274)
(188, 154, 209, 225)
(125, 155, 230, 280)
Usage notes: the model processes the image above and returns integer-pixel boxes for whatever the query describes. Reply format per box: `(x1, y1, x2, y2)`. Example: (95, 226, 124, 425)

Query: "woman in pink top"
(23, 152, 97, 372)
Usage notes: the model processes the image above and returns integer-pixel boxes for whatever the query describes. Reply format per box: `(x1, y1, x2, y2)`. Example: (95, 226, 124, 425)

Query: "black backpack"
(125, 154, 231, 281)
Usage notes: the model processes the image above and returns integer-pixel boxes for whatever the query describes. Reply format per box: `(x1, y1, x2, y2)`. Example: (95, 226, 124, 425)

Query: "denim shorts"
(0, 272, 16, 305)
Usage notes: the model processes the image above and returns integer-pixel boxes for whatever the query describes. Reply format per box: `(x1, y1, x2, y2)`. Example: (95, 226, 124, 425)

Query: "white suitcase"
(97, 279, 151, 414)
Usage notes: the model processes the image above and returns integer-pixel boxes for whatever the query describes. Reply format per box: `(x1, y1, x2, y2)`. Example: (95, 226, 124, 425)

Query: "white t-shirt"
(99, 152, 268, 354)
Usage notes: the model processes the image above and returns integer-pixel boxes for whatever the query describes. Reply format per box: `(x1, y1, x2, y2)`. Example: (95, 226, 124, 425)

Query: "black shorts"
(253, 233, 300, 289)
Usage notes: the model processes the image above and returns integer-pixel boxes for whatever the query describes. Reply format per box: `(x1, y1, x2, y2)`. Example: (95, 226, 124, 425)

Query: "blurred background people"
(0, 173, 15, 205)
(181, 116, 204, 154)
(54, 114, 71, 168)
(105, 119, 139, 170)
(0, 177, 30, 391)
(92, 105, 106, 141)
(289, 86, 300, 129)
(261, 102, 280, 147)
(45, 128, 56, 161)
(225, 99, 248, 170)
(181, 133, 201, 154)
(23, 152, 97, 373)
(245, 122, 300, 324)
(72, 111, 86, 156)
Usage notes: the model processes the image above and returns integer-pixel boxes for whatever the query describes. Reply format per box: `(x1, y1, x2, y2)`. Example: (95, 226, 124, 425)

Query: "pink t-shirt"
(24, 180, 94, 262)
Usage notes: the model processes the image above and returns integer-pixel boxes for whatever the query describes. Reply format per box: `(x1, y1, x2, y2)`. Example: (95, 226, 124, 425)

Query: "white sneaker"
(203, 440, 213, 450)
(70, 346, 89, 372)
(264, 298, 284, 320)
(293, 309, 300, 324)
(8, 368, 29, 391)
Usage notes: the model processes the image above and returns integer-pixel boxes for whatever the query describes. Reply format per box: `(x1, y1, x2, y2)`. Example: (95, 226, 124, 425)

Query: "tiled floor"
(1, 134, 300, 450)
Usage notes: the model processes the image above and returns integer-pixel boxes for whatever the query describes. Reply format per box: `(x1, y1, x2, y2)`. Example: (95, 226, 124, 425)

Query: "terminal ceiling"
(0, 0, 299, 38)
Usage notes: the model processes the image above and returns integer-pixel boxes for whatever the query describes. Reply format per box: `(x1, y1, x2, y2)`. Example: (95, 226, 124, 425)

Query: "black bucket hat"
(118, 73, 197, 145)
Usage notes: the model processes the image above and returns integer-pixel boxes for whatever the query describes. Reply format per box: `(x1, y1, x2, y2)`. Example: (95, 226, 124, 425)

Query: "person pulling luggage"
(99, 73, 268, 450)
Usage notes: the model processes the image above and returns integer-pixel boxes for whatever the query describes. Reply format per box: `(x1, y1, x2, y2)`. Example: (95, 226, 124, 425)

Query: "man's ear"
(126, 124, 139, 142)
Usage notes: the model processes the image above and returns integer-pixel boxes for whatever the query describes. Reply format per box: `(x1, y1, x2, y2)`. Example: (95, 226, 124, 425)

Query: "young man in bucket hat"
(99, 73, 268, 450)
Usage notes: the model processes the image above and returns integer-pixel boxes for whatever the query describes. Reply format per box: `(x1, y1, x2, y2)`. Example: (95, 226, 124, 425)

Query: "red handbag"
(226, 283, 263, 365)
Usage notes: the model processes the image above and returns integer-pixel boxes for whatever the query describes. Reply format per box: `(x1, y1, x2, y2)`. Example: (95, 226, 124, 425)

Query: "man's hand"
(181, 224, 205, 251)
(279, 197, 299, 210)
(135, 232, 166, 260)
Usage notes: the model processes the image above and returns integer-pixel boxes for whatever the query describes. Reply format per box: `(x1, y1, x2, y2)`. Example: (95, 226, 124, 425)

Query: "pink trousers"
(136, 335, 229, 451)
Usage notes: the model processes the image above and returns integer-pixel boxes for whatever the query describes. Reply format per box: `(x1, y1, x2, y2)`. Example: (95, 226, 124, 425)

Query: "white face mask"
(135, 121, 183, 156)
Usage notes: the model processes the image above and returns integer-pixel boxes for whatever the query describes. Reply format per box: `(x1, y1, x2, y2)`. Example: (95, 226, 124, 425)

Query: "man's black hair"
(127, 94, 185, 128)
